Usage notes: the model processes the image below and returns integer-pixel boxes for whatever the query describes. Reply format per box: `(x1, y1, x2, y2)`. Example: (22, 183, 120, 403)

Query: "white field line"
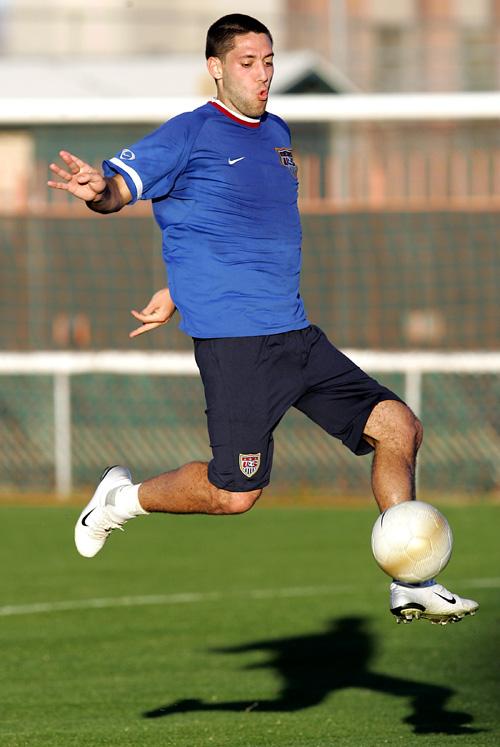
(0, 584, 355, 617)
(0, 578, 497, 618)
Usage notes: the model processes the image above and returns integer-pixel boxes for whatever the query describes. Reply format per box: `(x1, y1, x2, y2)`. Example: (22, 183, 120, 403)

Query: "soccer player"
(48, 14, 478, 625)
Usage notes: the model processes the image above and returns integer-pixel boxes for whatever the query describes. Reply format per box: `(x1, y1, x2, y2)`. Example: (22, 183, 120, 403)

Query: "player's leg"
(362, 399, 423, 512)
(361, 401, 478, 623)
(293, 326, 404, 467)
(74, 462, 262, 558)
(138, 461, 262, 514)
(293, 327, 420, 511)
(294, 325, 478, 624)
(360, 394, 478, 622)
(75, 332, 303, 557)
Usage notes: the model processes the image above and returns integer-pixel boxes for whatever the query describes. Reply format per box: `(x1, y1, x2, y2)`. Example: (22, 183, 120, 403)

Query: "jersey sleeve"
(268, 113, 292, 145)
(102, 113, 198, 204)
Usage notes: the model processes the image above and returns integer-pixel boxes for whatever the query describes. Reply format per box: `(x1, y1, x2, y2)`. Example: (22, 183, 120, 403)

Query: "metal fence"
(0, 351, 499, 498)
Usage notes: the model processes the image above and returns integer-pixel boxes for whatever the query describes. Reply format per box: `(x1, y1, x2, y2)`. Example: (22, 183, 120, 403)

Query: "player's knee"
(368, 400, 423, 453)
(414, 416, 424, 449)
(212, 487, 263, 515)
(391, 404, 423, 453)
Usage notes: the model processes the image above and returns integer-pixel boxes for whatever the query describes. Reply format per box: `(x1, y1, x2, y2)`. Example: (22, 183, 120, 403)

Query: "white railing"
(2, 92, 499, 124)
(1, 350, 499, 497)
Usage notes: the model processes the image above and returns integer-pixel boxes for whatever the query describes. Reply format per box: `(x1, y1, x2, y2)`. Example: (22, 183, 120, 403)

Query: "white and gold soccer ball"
(371, 501, 453, 584)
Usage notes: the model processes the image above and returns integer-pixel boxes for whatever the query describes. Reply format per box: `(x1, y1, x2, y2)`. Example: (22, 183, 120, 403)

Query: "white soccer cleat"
(390, 580, 479, 625)
(74, 465, 133, 558)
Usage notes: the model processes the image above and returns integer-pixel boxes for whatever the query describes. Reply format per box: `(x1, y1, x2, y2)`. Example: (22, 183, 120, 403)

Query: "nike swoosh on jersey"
(228, 157, 246, 165)
(434, 592, 457, 604)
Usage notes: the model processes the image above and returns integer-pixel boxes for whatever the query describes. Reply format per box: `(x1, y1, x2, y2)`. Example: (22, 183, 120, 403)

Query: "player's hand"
(129, 288, 176, 338)
(48, 150, 107, 203)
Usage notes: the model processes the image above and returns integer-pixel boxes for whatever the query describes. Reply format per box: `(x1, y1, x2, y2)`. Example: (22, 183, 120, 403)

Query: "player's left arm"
(129, 287, 176, 338)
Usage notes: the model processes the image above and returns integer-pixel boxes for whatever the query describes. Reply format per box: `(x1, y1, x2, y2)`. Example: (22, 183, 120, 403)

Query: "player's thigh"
(194, 335, 300, 492)
(295, 327, 402, 456)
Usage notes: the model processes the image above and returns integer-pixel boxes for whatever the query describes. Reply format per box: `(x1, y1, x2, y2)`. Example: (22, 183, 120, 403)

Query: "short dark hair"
(205, 13, 273, 60)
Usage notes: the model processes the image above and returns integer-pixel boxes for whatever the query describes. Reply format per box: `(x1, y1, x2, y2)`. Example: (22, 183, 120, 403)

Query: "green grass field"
(1, 503, 499, 746)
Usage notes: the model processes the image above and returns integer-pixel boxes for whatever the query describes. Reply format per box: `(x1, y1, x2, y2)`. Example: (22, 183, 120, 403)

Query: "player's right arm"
(48, 150, 132, 213)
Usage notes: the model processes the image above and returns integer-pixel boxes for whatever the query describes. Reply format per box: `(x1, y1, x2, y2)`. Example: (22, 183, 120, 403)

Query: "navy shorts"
(193, 325, 402, 492)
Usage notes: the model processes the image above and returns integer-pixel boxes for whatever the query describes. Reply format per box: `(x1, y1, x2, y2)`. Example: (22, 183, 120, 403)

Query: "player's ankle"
(107, 483, 149, 520)
(393, 578, 436, 588)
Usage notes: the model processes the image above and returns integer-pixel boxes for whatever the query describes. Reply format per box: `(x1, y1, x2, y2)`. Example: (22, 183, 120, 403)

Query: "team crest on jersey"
(239, 453, 261, 478)
(275, 147, 298, 178)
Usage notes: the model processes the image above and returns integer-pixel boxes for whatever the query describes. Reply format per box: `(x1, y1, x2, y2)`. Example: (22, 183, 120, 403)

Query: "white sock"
(107, 483, 149, 520)
(394, 578, 436, 588)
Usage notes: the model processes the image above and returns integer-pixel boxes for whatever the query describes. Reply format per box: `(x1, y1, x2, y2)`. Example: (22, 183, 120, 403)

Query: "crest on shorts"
(275, 147, 298, 178)
(239, 453, 261, 478)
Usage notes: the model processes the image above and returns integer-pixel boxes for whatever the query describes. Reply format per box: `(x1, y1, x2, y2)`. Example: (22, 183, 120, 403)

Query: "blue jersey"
(103, 101, 309, 338)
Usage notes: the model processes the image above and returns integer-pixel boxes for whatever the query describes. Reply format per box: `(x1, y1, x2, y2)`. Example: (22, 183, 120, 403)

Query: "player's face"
(209, 32, 274, 118)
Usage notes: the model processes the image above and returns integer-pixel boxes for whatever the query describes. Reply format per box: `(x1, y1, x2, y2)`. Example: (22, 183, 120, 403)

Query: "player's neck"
(212, 98, 261, 124)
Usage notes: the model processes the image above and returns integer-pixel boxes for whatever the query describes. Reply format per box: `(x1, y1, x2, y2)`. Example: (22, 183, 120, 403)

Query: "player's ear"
(207, 56, 223, 81)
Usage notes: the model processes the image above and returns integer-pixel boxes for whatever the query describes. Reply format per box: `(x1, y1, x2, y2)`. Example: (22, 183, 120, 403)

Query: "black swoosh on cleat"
(434, 592, 456, 604)
(81, 508, 96, 526)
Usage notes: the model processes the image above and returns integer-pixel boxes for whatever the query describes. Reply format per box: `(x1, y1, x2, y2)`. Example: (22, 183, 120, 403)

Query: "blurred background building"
(1, 0, 499, 92)
(0, 1, 498, 497)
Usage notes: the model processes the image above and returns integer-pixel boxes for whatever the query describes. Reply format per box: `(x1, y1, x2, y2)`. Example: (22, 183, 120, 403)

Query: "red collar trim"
(209, 100, 261, 128)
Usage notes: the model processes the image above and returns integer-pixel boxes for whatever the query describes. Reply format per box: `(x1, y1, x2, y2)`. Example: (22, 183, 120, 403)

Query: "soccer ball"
(371, 501, 453, 583)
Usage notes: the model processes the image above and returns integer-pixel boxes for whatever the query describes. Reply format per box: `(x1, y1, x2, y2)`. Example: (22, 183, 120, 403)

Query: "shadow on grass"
(143, 615, 482, 735)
